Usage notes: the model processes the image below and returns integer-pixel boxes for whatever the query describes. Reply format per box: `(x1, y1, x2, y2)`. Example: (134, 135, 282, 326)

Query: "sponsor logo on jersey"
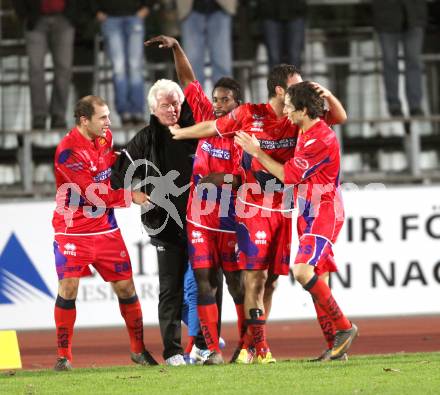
(200, 141, 231, 160)
(255, 230, 267, 245)
(259, 138, 297, 150)
(93, 167, 112, 182)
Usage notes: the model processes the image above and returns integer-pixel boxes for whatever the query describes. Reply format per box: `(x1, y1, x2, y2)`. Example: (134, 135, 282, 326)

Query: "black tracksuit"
(112, 102, 197, 359)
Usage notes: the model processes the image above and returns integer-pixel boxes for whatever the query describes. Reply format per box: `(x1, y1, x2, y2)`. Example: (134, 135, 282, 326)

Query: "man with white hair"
(111, 79, 198, 365)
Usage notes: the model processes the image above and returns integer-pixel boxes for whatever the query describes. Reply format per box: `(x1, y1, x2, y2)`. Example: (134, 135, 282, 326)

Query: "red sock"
(313, 300, 336, 349)
(305, 276, 351, 331)
(185, 336, 195, 354)
(119, 295, 144, 354)
(235, 303, 246, 341)
(246, 310, 268, 356)
(242, 328, 253, 349)
(197, 303, 220, 352)
(54, 295, 76, 361)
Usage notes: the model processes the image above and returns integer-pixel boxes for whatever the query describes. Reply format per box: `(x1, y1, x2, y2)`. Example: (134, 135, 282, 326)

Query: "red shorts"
(187, 222, 239, 272)
(53, 229, 132, 282)
(236, 209, 292, 276)
(293, 234, 337, 275)
(297, 210, 344, 245)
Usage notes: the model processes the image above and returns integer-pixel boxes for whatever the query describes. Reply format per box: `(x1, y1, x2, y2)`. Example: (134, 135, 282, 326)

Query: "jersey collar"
(70, 127, 109, 148)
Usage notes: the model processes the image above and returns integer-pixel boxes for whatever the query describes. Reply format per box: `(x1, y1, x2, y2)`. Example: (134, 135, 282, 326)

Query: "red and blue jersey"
(215, 103, 299, 212)
(284, 119, 344, 243)
(184, 81, 240, 232)
(52, 127, 130, 235)
(184, 80, 215, 124)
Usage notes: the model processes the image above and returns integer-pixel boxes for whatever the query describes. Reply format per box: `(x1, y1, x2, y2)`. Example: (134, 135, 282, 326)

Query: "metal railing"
(1, 28, 440, 195)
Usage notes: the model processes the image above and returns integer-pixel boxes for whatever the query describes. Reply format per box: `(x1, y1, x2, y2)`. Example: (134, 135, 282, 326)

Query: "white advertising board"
(1, 185, 439, 330)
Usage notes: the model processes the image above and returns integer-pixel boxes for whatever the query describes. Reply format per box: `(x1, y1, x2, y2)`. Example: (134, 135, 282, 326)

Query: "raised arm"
(145, 35, 195, 88)
(310, 82, 347, 125)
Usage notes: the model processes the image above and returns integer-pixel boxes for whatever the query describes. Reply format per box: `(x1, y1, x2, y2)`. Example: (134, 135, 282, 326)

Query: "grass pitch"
(1, 352, 440, 395)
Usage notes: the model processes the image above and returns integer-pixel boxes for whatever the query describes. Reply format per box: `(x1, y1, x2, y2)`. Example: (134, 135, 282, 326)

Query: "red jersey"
(184, 81, 239, 232)
(215, 103, 298, 211)
(52, 127, 131, 235)
(284, 119, 344, 243)
(184, 80, 215, 123)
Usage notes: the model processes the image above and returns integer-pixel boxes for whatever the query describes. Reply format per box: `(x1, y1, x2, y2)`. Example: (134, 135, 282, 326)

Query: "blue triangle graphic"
(0, 233, 54, 304)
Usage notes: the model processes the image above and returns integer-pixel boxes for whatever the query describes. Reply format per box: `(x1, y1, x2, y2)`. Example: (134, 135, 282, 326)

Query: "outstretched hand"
(234, 132, 261, 157)
(144, 35, 178, 49)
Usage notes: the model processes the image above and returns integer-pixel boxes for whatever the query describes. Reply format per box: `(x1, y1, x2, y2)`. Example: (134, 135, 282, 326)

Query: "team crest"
(294, 157, 309, 170)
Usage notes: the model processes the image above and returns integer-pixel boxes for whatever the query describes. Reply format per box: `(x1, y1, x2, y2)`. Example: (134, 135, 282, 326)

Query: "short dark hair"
(286, 81, 325, 119)
(267, 64, 301, 98)
(213, 77, 242, 104)
(74, 95, 107, 125)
